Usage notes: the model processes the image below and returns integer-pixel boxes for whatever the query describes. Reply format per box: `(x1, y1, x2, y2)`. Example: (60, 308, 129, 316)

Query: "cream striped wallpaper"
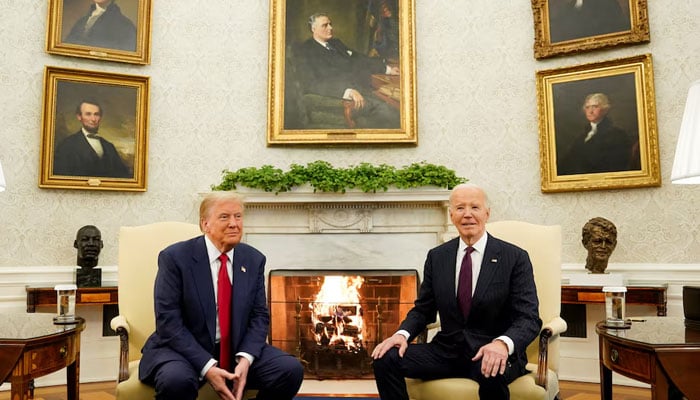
(1, 1, 699, 269)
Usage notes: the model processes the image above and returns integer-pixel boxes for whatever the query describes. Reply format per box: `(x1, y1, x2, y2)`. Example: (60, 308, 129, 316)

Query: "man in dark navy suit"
(139, 192, 303, 400)
(372, 183, 541, 400)
(53, 99, 131, 179)
(296, 12, 400, 129)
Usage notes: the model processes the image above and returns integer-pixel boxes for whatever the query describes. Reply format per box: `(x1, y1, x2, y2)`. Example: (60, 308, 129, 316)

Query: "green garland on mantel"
(212, 161, 467, 194)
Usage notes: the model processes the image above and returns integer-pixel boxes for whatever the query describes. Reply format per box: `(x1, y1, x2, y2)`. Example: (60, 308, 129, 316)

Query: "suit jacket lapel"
(230, 246, 254, 350)
(442, 238, 462, 320)
(473, 234, 502, 303)
(191, 236, 217, 344)
(232, 249, 250, 306)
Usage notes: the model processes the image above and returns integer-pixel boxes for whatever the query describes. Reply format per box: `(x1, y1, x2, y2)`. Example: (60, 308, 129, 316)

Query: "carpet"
(294, 397, 377, 400)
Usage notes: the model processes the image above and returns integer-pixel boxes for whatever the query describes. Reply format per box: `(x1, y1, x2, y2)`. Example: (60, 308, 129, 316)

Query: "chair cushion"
(117, 360, 257, 400)
(406, 377, 479, 399)
(406, 368, 558, 400)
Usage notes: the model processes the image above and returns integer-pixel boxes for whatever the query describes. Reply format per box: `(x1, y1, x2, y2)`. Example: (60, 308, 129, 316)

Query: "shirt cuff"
(396, 330, 410, 340)
(236, 351, 254, 366)
(201, 358, 218, 380)
(495, 335, 514, 355)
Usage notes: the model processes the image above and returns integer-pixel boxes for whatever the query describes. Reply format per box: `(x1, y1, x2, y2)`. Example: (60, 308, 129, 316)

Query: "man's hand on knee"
(472, 340, 509, 377)
(371, 333, 408, 359)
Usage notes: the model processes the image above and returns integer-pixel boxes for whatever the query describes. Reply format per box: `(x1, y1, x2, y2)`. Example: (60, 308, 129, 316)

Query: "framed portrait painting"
(536, 54, 660, 193)
(39, 66, 150, 191)
(267, 0, 417, 145)
(531, 0, 650, 59)
(46, 0, 152, 64)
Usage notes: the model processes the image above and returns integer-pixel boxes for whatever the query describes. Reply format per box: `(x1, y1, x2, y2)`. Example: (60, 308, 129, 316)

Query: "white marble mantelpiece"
(238, 187, 452, 204)
(233, 189, 454, 273)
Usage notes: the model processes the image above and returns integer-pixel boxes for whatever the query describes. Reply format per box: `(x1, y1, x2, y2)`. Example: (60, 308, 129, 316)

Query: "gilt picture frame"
(536, 54, 660, 193)
(46, 0, 152, 65)
(267, 0, 417, 145)
(39, 66, 150, 191)
(532, 0, 650, 59)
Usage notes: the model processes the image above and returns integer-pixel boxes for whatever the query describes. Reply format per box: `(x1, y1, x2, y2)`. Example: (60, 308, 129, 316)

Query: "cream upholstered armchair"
(406, 221, 567, 400)
(110, 222, 257, 400)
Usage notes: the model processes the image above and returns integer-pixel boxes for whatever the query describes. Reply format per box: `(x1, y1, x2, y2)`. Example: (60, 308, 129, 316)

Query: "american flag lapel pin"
(241, 266, 247, 272)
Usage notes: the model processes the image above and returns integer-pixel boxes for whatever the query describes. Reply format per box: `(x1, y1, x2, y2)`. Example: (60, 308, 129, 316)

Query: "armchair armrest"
(543, 316, 567, 337)
(536, 316, 567, 388)
(110, 315, 131, 383)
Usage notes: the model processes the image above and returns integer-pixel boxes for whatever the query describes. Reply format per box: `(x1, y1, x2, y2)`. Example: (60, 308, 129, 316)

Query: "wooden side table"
(0, 313, 85, 400)
(597, 317, 700, 400)
(26, 286, 118, 313)
(562, 285, 667, 316)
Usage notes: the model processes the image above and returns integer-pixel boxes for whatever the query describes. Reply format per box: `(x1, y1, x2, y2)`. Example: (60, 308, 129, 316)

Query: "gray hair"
(308, 12, 329, 31)
(583, 93, 611, 112)
(448, 183, 490, 208)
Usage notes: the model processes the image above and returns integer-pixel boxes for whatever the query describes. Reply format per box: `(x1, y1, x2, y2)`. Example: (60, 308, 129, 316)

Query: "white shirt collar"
(204, 235, 233, 263)
(92, 3, 108, 16)
(458, 232, 488, 254)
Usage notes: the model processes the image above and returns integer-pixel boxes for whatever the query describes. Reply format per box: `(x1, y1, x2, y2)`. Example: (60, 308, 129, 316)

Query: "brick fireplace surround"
(269, 269, 419, 379)
(239, 188, 453, 394)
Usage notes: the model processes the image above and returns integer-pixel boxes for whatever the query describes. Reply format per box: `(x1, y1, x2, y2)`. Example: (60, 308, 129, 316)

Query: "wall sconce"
(0, 160, 5, 192)
(671, 80, 700, 184)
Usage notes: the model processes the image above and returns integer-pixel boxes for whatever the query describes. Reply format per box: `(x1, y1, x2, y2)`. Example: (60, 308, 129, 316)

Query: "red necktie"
(457, 246, 475, 319)
(217, 253, 232, 370)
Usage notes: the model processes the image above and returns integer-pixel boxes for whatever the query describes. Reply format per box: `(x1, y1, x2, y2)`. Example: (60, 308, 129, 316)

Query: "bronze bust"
(581, 217, 617, 274)
(74, 225, 103, 286)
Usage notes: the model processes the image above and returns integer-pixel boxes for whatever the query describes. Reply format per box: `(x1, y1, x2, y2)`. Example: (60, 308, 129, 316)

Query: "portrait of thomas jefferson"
(552, 74, 640, 176)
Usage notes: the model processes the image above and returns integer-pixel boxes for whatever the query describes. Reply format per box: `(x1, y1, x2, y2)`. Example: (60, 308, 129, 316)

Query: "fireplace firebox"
(269, 269, 419, 379)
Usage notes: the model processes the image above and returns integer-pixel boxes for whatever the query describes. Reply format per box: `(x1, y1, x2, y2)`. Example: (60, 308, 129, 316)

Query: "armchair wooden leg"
(115, 326, 129, 382)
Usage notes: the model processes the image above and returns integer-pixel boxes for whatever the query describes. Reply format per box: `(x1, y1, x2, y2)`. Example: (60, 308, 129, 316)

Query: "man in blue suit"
(371, 183, 541, 400)
(139, 192, 303, 400)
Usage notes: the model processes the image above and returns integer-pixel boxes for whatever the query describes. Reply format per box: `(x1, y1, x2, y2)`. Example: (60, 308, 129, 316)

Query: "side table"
(0, 313, 85, 400)
(562, 285, 667, 316)
(26, 286, 118, 312)
(596, 317, 700, 400)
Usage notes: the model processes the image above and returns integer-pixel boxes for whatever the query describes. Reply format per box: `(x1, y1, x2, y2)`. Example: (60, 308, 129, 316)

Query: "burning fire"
(309, 275, 365, 350)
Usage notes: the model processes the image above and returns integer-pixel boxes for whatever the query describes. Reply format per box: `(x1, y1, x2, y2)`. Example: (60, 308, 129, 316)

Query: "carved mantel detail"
(309, 208, 373, 233)
(238, 188, 453, 237)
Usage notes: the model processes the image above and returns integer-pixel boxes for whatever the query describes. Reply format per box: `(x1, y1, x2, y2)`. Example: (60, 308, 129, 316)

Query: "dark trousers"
(145, 344, 303, 400)
(372, 341, 523, 400)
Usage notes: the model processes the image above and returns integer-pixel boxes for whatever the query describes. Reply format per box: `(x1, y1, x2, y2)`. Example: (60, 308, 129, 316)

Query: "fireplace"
(269, 269, 419, 379)
(226, 189, 452, 379)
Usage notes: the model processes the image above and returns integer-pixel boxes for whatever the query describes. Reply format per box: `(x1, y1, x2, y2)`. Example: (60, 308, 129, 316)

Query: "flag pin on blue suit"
(491, 259, 498, 263)
(241, 266, 247, 272)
